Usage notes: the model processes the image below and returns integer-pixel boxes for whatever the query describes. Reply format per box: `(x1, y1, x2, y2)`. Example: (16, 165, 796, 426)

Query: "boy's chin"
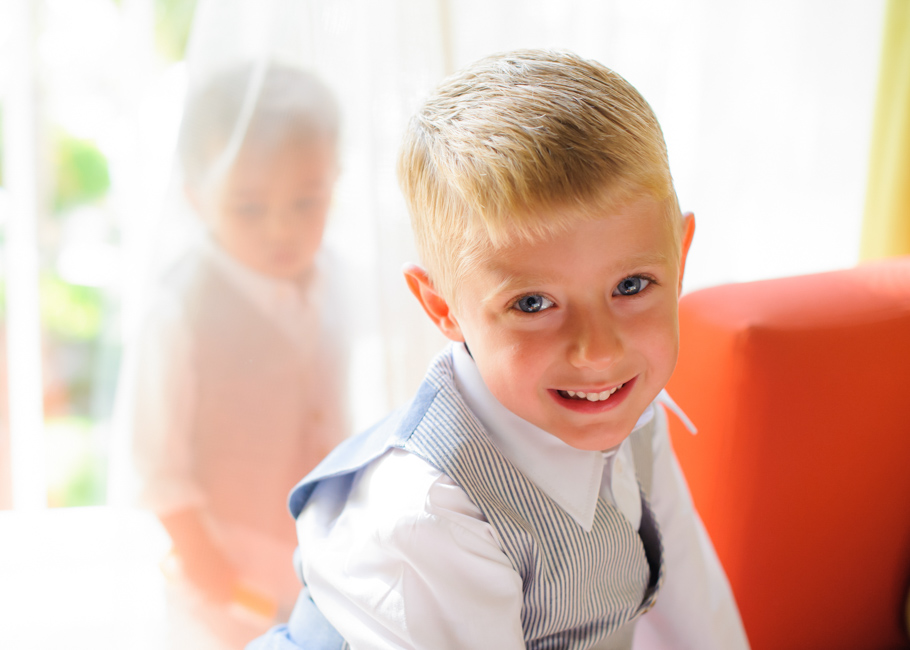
(253, 258, 315, 280)
(553, 423, 636, 453)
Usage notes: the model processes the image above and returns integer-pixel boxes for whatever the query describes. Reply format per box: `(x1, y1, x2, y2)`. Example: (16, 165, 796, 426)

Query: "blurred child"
(251, 50, 749, 649)
(125, 62, 348, 648)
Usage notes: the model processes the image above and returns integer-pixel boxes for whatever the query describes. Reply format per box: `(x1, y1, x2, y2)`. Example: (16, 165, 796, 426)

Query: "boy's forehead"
(454, 199, 678, 296)
(476, 240, 673, 281)
(486, 196, 677, 256)
(225, 141, 336, 177)
(238, 137, 335, 165)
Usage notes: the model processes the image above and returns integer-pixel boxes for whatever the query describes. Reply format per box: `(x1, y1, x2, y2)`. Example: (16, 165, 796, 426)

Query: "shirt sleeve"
(129, 293, 206, 515)
(297, 448, 526, 650)
(633, 408, 750, 650)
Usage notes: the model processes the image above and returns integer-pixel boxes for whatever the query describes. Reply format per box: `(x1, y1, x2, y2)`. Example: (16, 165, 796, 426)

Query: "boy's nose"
(567, 313, 623, 371)
(265, 213, 295, 240)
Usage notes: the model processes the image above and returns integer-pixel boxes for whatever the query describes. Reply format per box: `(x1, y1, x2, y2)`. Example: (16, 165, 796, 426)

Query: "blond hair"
(398, 49, 681, 302)
(179, 62, 339, 189)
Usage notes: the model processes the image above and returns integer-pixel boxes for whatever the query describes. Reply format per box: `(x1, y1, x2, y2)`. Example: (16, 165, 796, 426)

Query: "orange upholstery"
(666, 256, 910, 650)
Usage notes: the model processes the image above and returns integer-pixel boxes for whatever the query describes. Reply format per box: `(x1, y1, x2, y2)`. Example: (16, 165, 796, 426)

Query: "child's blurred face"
(193, 140, 336, 279)
(412, 196, 693, 451)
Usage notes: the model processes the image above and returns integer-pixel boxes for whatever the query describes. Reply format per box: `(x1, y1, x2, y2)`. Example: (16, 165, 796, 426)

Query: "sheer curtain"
(117, 0, 885, 434)
(443, 0, 884, 290)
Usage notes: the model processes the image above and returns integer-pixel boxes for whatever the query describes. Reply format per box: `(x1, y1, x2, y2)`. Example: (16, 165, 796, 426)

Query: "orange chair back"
(667, 257, 910, 650)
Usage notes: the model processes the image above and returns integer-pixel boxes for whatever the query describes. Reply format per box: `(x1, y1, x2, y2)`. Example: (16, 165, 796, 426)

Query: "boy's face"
(191, 140, 336, 279)
(407, 196, 694, 451)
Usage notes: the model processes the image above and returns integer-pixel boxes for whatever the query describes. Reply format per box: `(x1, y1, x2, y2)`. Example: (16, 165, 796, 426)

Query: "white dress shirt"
(298, 343, 749, 649)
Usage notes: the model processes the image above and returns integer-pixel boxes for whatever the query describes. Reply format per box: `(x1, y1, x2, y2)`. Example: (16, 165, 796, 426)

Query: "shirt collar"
(450, 343, 694, 532)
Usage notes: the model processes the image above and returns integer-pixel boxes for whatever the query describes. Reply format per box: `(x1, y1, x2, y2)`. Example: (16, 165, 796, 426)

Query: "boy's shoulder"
(289, 348, 461, 517)
(156, 239, 274, 323)
(153, 240, 219, 300)
(136, 246, 209, 340)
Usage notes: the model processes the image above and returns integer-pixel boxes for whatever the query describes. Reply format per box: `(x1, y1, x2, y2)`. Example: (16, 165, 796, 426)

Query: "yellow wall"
(861, 0, 910, 259)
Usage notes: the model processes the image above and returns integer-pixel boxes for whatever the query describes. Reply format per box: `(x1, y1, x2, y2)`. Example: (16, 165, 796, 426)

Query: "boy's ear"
(677, 212, 696, 293)
(403, 264, 465, 342)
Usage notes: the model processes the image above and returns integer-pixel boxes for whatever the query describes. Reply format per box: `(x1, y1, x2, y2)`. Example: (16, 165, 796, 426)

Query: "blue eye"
(514, 294, 554, 313)
(614, 276, 651, 296)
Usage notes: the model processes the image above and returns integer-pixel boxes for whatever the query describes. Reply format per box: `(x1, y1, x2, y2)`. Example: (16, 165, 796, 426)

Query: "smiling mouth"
(557, 384, 626, 402)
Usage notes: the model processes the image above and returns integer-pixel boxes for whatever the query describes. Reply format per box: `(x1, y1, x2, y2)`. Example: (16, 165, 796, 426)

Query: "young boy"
(124, 62, 349, 647)
(251, 49, 748, 649)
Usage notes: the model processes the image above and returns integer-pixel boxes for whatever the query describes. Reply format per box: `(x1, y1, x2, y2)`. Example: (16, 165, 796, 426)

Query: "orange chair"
(666, 256, 910, 650)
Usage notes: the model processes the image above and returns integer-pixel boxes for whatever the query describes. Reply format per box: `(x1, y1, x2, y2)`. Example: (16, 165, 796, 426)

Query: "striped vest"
(270, 348, 663, 650)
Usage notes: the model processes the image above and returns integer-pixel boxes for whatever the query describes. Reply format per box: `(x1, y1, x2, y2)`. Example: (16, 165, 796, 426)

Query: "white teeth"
(559, 383, 625, 402)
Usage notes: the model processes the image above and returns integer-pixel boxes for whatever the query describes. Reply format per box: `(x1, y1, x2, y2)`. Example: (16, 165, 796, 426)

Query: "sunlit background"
(0, 0, 891, 647)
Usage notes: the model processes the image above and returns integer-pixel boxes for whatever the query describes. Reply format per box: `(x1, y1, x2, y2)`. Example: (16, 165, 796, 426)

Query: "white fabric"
(297, 343, 748, 649)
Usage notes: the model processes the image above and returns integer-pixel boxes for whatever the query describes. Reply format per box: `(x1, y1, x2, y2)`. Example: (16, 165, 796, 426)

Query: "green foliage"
(40, 274, 104, 340)
(45, 417, 106, 508)
(53, 132, 111, 213)
(155, 0, 199, 62)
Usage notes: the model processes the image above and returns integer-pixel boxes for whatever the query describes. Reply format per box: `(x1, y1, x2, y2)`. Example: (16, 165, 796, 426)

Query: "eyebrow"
(620, 251, 674, 268)
(482, 273, 551, 304)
